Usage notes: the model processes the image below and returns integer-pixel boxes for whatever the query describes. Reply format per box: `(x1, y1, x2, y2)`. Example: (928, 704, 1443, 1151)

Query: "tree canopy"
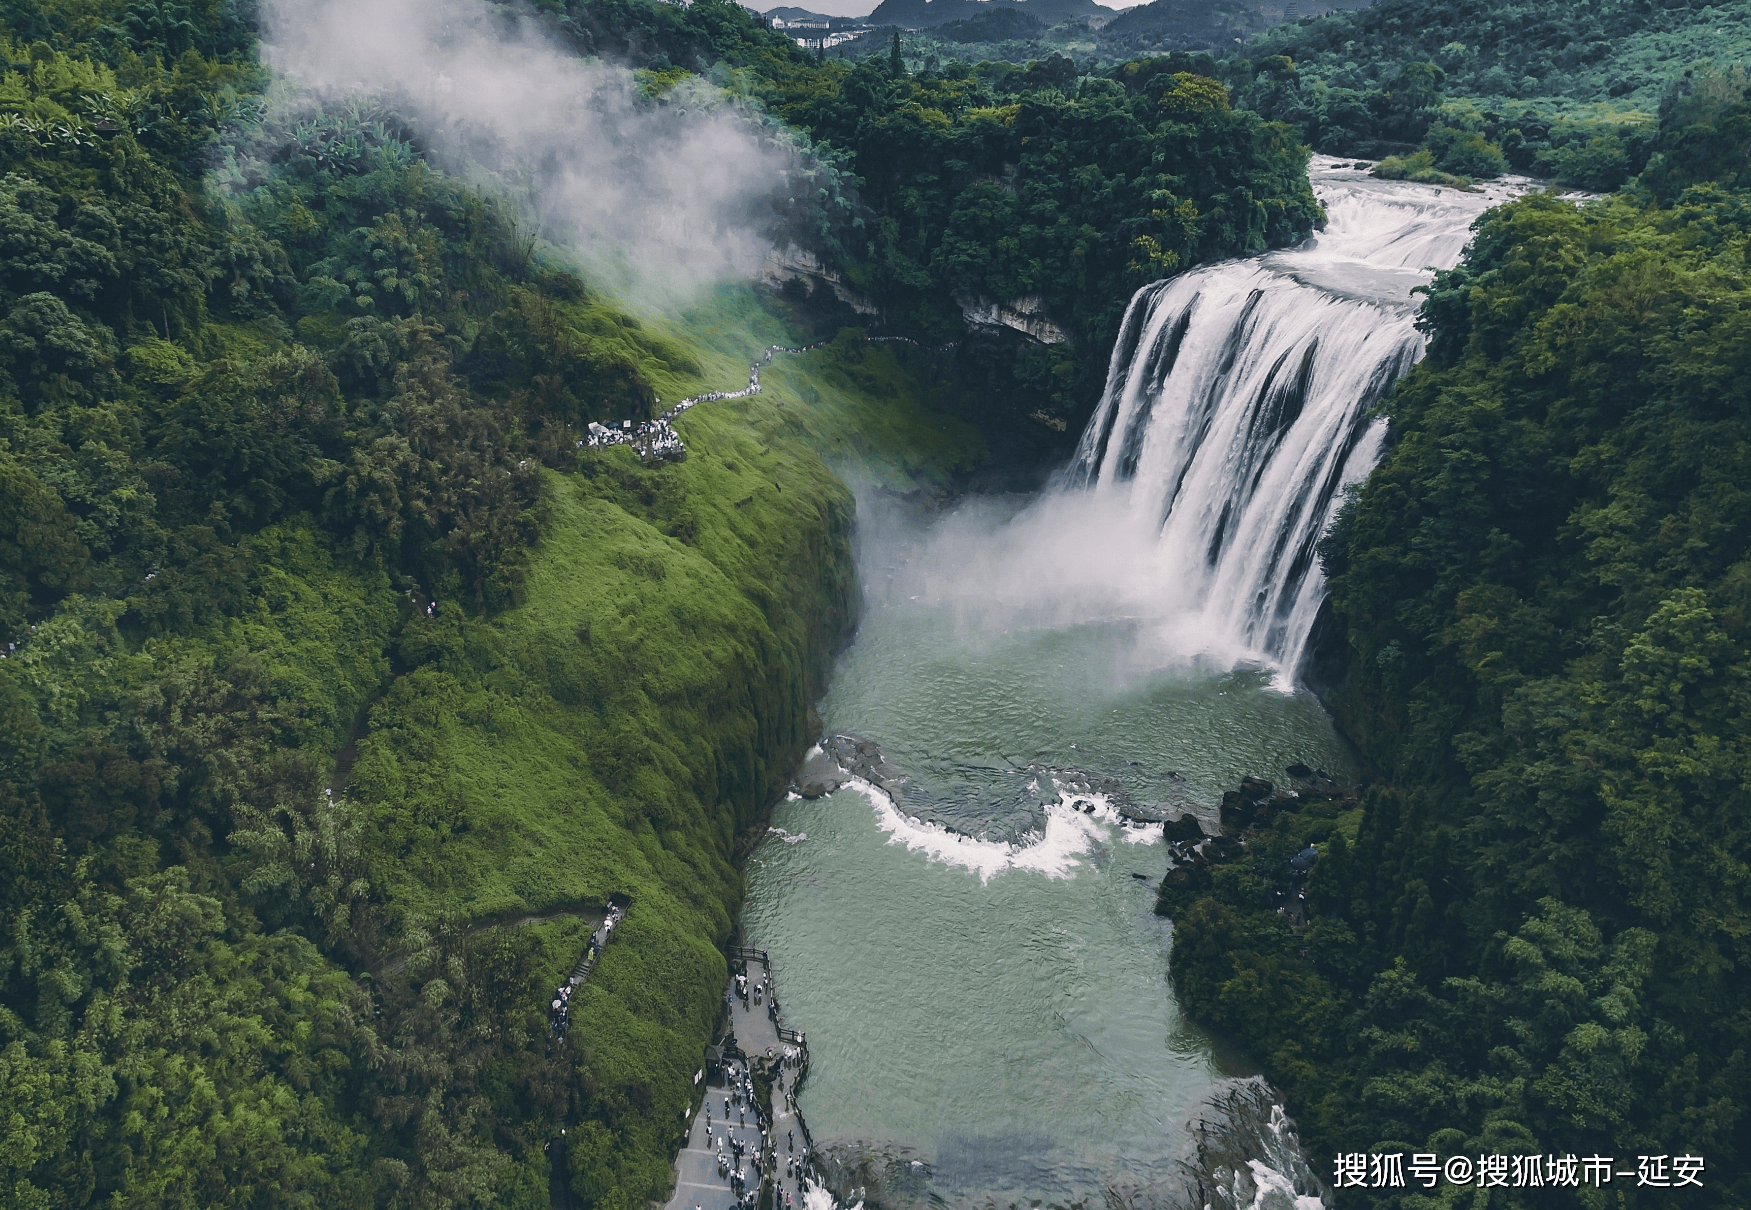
(1163, 69, 1751, 1208)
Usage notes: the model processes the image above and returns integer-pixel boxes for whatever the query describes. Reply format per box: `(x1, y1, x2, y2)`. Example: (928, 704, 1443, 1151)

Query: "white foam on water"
(1121, 822, 1164, 845)
(1243, 1160, 1325, 1210)
(799, 1176, 857, 1210)
(768, 826, 809, 844)
(1059, 781, 1164, 845)
(846, 776, 1158, 882)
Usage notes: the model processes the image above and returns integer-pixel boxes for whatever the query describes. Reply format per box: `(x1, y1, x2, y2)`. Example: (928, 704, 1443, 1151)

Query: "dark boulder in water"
(1239, 776, 1274, 801)
(1156, 855, 1214, 914)
(796, 749, 851, 799)
(1285, 762, 1313, 778)
(1220, 791, 1248, 833)
(1164, 812, 1207, 843)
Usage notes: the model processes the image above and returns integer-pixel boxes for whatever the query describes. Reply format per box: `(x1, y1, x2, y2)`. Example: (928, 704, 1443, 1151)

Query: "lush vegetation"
(854, 0, 1750, 195)
(1250, 0, 1751, 114)
(1235, 0, 1751, 190)
(18, 0, 1748, 1201)
(0, 0, 994, 1206)
(759, 49, 1319, 428)
(567, 0, 1323, 433)
(1164, 65, 1751, 1207)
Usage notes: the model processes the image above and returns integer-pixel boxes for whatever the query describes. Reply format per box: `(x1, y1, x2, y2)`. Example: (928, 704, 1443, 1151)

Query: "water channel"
(740, 161, 1524, 1210)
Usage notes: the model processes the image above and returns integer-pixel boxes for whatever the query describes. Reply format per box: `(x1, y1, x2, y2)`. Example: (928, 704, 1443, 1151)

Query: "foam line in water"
(847, 777, 1151, 882)
(1061, 782, 1163, 845)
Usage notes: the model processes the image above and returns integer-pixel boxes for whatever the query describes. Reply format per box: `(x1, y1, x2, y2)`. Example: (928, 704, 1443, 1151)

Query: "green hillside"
(0, 2, 986, 1205)
(0, 0, 1326, 1203)
(1162, 51, 1751, 1210)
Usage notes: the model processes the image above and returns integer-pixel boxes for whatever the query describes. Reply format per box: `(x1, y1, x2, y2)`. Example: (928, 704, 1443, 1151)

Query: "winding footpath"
(582, 342, 825, 462)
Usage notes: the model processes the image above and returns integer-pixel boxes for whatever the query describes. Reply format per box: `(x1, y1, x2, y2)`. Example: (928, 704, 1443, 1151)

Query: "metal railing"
(729, 945, 771, 970)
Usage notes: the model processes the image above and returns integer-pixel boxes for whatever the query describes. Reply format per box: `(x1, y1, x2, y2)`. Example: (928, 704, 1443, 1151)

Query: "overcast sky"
(769, 0, 1132, 19)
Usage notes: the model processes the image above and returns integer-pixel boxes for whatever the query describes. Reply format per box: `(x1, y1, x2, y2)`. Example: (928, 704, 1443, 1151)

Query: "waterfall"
(1057, 160, 1516, 682)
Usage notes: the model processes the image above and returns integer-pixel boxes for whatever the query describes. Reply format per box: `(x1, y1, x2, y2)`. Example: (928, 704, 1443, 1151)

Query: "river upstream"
(740, 161, 1525, 1210)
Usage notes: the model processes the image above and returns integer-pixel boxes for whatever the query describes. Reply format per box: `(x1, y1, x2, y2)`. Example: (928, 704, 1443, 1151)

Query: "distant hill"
(935, 7, 1049, 41)
(865, 0, 1110, 30)
(1096, 0, 1272, 53)
(764, 6, 840, 22)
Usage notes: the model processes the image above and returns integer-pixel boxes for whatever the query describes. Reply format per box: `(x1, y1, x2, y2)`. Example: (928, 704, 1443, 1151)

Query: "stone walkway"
(665, 955, 817, 1210)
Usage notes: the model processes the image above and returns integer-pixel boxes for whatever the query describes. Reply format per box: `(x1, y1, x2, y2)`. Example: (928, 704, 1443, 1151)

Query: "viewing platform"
(665, 946, 819, 1210)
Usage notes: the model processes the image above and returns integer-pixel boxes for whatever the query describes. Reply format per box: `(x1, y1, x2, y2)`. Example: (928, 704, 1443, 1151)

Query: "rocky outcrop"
(1162, 812, 1207, 844)
(791, 732, 911, 796)
(953, 292, 1071, 345)
(822, 732, 910, 789)
(760, 245, 880, 316)
(794, 748, 852, 799)
(1157, 766, 1357, 917)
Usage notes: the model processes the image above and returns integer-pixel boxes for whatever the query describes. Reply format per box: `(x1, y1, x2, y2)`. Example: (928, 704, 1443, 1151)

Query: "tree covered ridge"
(1252, 0, 1742, 110)
(1163, 69, 1751, 1207)
(761, 49, 1320, 426)
(0, 0, 882, 1206)
(1226, 0, 1751, 193)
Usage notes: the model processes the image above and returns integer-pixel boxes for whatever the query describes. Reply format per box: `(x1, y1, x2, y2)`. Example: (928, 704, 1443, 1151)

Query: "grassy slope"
(355, 285, 983, 927)
(329, 282, 983, 1203)
(16, 282, 986, 1208)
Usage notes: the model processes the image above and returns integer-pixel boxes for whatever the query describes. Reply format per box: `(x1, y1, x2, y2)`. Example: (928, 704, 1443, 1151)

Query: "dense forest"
(1218, 0, 1751, 190)
(0, 0, 904, 1204)
(1162, 50, 1751, 1210)
(0, 0, 1328, 1206)
(859, 0, 1748, 194)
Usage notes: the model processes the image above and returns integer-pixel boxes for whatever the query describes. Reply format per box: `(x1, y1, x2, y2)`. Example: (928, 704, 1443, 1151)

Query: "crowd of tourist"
(703, 1061, 769, 1210)
(549, 901, 627, 1037)
(578, 340, 858, 464)
(576, 336, 959, 466)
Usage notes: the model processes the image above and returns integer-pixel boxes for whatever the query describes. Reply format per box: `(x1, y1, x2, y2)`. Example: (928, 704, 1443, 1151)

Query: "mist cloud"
(261, 0, 813, 306)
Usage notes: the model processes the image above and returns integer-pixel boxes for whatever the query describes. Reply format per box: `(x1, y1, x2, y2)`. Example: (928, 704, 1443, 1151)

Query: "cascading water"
(737, 161, 1537, 1210)
(1059, 159, 1517, 681)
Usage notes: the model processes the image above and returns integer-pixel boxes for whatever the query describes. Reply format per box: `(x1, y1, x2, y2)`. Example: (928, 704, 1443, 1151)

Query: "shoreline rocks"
(1157, 764, 1358, 917)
